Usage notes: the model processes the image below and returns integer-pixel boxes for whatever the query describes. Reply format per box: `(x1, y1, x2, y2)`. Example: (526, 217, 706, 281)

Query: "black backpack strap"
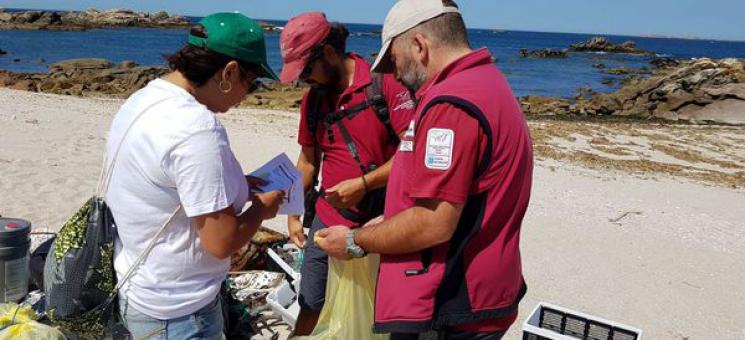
(319, 74, 397, 145)
(366, 73, 399, 143)
(305, 87, 325, 139)
(334, 119, 368, 174)
(417, 95, 494, 179)
(322, 100, 369, 143)
(305, 88, 325, 189)
(301, 88, 327, 228)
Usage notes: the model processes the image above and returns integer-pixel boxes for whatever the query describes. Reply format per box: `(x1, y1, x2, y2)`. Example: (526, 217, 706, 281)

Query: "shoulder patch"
(425, 128, 454, 170)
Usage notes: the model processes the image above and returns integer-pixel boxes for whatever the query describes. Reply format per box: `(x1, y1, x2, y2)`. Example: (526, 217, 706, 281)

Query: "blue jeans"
(119, 296, 224, 340)
(298, 216, 328, 311)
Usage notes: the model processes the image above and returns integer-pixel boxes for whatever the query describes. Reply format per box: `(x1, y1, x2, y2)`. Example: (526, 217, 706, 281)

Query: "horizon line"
(4, 6, 745, 43)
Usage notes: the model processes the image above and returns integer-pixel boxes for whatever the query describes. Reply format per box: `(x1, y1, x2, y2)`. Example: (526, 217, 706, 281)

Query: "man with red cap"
(279, 12, 415, 335)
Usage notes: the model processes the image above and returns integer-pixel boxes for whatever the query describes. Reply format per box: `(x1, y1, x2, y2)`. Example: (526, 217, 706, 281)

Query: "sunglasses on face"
(299, 44, 326, 81)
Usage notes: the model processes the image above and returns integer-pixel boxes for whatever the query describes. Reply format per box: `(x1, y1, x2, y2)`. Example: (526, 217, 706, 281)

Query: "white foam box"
(266, 279, 301, 326)
(265, 247, 301, 327)
(522, 302, 643, 340)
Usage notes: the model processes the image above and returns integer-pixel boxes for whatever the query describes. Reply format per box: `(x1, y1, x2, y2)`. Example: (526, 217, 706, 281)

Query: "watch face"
(346, 245, 365, 258)
(346, 230, 366, 258)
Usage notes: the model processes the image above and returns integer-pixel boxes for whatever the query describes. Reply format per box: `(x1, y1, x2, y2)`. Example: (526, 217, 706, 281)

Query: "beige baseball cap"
(371, 0, 460, 73)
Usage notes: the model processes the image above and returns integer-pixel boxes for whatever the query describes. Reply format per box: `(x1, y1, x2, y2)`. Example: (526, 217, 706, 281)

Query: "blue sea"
(2, 12, 745, 97)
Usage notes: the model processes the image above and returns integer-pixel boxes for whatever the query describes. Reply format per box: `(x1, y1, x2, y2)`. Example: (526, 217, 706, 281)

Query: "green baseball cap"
(188, 12, 278, 80)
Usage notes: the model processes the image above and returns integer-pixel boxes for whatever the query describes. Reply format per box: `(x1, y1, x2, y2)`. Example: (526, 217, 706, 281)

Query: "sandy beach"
(1, 88, 744, 339)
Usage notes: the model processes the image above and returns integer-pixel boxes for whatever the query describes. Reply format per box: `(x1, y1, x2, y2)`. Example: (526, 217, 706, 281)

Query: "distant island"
(638, 34, 704, 40)
(0, 8, 279, 31)
(0, 8, 189, 30)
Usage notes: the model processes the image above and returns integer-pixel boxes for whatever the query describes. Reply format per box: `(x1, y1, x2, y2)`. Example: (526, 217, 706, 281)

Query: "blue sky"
(3, 0, 744, 41)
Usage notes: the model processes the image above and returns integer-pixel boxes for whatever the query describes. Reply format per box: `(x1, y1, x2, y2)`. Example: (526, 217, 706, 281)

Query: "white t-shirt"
(105, 79, 249, 319)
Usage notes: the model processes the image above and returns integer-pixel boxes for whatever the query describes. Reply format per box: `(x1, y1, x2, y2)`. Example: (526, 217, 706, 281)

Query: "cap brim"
(370, 39, 394, 74)
(279, 57, 309, 84)
(259, 63, 279, 81)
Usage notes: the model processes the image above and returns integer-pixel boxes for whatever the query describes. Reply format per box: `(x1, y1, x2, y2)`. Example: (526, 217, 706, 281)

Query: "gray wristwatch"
(346, 229, 367, 258)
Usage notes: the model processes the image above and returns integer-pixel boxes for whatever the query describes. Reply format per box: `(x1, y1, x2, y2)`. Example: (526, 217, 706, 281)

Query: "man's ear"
(413, 33, 429, 65)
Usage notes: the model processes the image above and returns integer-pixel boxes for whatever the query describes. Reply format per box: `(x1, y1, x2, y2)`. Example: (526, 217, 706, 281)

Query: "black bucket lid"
(0, 218, 32, 244)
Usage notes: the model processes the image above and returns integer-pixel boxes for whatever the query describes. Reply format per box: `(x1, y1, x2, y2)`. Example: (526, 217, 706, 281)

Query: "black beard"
(311, 58, 342, 94)
(326, 60, 342, 90)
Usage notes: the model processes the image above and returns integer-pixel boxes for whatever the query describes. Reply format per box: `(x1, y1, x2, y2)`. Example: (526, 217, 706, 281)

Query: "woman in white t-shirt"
(105, 13, 283, 339)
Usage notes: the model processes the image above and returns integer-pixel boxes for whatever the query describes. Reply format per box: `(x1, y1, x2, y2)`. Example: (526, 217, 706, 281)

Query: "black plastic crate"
(523, 303, 643, 340)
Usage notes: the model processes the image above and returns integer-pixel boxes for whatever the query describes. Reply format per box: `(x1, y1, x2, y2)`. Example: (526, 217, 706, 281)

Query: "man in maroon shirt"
(317, 1, 533, 339)
(279, 12, 415, 335)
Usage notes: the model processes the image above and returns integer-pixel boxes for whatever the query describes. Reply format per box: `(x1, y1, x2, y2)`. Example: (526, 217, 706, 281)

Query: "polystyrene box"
(265, 247, 301, 327)
(266, 279, 301, 327)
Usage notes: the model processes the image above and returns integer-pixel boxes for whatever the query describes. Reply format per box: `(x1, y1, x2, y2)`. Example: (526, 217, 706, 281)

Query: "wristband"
(360, 175, 369, 193)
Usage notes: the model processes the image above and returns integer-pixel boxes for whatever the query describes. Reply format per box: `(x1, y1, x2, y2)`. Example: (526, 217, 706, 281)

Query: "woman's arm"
(194, 190, 284, 259)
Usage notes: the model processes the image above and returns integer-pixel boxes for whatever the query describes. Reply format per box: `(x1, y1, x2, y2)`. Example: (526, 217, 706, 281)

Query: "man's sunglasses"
(299, 44, 326, 81)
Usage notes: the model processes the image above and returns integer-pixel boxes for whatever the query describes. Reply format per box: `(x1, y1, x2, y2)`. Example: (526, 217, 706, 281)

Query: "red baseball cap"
(279, 12, 331, 83)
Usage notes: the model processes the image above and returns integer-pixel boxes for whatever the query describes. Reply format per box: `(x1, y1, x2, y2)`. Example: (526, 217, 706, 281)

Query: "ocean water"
(2, 15, 745, 97)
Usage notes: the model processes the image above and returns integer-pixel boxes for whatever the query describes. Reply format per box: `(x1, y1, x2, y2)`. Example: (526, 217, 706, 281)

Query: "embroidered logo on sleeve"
(393, 91, 415, 111)
(425, 128, 454, 170)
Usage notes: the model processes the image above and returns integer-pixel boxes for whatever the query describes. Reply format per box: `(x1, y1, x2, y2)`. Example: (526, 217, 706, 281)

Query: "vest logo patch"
(399, 140, 414, 152)
(425, 128, 454, 170)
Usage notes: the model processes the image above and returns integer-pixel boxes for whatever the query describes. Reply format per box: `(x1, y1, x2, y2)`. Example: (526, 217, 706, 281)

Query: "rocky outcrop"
(0, 70, 38, 91)
(243, 81, 305, 109)
(519, 48, 568, 58)
(0, 58, 168, 97)
(569, 37, 653, 55)
(521, 58, 745, 125)
(0, 58, 306, 110)
(39, 59, 168, 96)
(649, 56, 681, 69)
(603, 67, 652, 76)
(520, 96, 572, 116)
(0, 8, 189, 31)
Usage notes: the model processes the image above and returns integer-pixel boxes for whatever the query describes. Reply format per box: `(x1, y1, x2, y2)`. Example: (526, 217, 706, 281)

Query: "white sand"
(1, 88, 744, 339)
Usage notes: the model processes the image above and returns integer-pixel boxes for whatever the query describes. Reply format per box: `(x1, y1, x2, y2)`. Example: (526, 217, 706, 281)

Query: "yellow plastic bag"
(0, 303, 66, 340)
(0, 320, 66, 340)
(0, 303, 36, 328)
(295, 255, 388, 340)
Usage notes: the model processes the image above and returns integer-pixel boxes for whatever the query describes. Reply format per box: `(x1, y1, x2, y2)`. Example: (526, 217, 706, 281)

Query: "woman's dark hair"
(165, 44, 260, 87)
(325, 23, 350, 55)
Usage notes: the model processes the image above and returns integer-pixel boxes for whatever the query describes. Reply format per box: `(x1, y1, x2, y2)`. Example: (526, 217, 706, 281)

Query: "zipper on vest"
(404, 249, 432, 276)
